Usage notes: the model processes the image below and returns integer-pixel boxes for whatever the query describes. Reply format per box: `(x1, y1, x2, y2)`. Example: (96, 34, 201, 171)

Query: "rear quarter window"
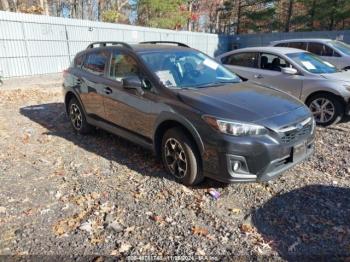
(275, 43, 289, 47)
(82, 51, 109, 75)
(223, 52, 258, 68)
(289, 42, 307, 50)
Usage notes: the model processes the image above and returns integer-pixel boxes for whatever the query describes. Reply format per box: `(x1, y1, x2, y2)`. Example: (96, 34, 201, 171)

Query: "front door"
(103, 51, 159, 139)
(254, 52, 304, 99)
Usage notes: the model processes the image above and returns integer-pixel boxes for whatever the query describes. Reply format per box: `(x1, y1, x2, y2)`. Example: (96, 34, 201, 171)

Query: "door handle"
(104, 87, 112, 95)
(254, 74, 263, 79)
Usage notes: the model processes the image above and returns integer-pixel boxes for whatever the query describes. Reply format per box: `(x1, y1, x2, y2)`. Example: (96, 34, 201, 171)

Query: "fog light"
(232, 161, 242, 172)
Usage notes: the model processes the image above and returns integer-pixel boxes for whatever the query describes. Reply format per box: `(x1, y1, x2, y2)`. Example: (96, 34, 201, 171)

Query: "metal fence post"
(65, 24, 71, 63)
(21, 21, 32, 75)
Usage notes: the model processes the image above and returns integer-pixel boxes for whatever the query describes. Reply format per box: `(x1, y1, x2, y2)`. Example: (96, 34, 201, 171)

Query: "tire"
(306, 93, 344, 126)
(161, 128, 203, 186)
(68, 97, 94, 134)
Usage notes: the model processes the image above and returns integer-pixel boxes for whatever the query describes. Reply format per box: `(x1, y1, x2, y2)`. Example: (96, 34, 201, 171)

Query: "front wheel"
(306, 94, 344, 126)
(161, 128, 203, 186)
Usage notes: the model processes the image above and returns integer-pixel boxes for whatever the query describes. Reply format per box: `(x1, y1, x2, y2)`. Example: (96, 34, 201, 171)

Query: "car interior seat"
(271, 58, 281, 71)
(261, 56, 268, 69)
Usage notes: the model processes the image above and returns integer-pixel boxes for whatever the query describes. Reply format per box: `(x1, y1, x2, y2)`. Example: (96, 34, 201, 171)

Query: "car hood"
(177, 82, 305, 123)
(321, 71, 350, 83)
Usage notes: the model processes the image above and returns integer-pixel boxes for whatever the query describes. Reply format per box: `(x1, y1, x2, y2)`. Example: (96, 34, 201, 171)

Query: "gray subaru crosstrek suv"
(63, 41, 315, 185)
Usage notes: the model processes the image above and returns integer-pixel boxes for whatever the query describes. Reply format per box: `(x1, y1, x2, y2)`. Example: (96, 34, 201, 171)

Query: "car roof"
(81, 43, 192, 55)
(272, 38, 333, 44)
(222, 46, 305, 56)
(130, 44, 191, 52)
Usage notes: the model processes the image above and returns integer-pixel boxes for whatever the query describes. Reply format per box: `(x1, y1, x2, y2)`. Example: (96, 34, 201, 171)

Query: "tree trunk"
(1, 0, 10, 11)
(329, 0, 338, 30)
(236, 0, 242, 35)
(187, 1, 193, 31)
(40, 0, 49, 15)
(215, 9, 221, 33)
(284, 0, 293, 32)
(309, 0, 316, 30)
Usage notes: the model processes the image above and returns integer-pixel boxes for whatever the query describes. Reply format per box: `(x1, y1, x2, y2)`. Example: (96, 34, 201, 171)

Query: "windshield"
(287, 52, 338, 74)
(328, 40, 350, 56)
(140, 50, 241, 89)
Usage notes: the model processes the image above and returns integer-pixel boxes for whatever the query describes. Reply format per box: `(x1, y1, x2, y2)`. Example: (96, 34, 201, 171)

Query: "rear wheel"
(68, 97, 94, 134)
(161, 128, 203, 186)
(306, 93, 344, 126)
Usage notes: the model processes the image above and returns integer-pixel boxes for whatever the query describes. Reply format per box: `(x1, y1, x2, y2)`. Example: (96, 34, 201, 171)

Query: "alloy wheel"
(69, 103, 83, 130)
(164, 138, 188, 178)
(309, 98, 335, 124)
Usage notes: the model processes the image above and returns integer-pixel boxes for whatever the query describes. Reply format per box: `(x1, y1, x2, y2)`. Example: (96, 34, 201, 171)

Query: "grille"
(279, 119, 313, 144)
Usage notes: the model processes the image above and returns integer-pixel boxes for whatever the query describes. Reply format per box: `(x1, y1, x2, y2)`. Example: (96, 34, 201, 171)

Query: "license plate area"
(293, 140, 307, 161)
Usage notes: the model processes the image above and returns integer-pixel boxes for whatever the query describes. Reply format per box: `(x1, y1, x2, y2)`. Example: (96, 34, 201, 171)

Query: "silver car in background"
(270, 39, 350, 70)
(216, 47, 350, 126)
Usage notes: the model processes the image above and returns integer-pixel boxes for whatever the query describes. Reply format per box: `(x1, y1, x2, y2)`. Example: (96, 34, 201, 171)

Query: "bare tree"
(284, 0, 293, 32)
(39, 0, 49, 15)
(1, 0, 10, 11)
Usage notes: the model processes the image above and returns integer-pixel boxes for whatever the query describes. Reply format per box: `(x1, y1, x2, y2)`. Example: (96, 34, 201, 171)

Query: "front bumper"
(202, 130, 315, 183)
(346, 101, 350, 116)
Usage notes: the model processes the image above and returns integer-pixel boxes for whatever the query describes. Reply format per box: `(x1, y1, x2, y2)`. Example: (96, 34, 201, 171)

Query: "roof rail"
(139, 41, 190, 48)
(87, 42, 132, 50)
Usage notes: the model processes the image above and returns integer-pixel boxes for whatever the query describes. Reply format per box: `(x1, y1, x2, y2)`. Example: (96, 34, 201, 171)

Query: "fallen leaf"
(196, 247, 206, 256)
(119, 242, 132, 253)
(240, 223, 254, 234)
(150, 215, 163, 223)
(80, 221, 93, 233)
(192, 226, 208, 236)
(229, 208, 241, 215)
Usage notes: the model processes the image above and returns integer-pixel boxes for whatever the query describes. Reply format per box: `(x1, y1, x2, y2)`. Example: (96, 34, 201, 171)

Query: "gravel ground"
(0, 78, 349, 260)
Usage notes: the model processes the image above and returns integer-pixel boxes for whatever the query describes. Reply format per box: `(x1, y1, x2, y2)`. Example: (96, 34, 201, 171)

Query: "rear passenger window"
(82, 51, 108, 75)
(308, 43, 324, 56)
(308, 42, 337, 57)
(275, 43, 289, 47)
(224, 53, 258, 68)
(289, 42, 307, 50)
(323, 45, 334, 56)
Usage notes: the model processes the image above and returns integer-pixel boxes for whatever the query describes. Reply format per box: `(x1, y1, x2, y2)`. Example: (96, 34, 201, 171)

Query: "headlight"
(203, 115, 268, 136)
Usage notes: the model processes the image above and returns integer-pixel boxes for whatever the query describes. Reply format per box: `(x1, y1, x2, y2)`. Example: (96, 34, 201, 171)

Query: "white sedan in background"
(216, 47, 350, 126)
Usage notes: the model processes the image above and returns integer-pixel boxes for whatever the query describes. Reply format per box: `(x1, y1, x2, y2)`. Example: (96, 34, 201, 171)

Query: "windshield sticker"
(156, 70, 176, 87)
(323, 61, 335, 67)
(203, 59, 219, 70)
(301, 61, 316, 70)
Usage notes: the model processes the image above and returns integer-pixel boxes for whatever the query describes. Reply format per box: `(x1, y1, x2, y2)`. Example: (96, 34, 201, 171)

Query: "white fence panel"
(0, 11, 226, 78)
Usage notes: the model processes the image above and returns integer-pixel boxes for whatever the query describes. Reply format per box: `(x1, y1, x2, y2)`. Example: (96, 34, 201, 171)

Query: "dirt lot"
(0, 77, 350, 260)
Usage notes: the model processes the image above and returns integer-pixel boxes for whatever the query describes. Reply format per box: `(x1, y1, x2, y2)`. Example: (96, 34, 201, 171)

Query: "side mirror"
(282, 67, 298, 75)
(122, 76, 144, 95)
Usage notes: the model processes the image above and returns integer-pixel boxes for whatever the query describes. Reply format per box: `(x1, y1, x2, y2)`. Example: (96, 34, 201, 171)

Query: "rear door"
(221, 52, 260, 80)
(79, 50, 110, 119)
(252, 52, 304, 98)
(103, 50, 159, 138)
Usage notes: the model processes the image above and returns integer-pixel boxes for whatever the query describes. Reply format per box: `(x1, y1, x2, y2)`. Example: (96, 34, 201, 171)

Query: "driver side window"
(109, 52, 141, 81)
(260, 53, 290, 72)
